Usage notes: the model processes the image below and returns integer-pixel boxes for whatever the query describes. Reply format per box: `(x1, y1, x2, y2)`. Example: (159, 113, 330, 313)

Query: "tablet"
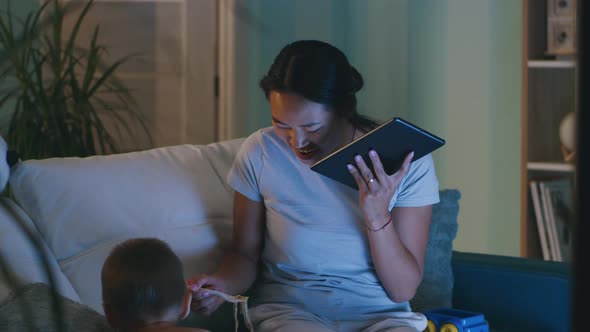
(310, 117, 445, 190)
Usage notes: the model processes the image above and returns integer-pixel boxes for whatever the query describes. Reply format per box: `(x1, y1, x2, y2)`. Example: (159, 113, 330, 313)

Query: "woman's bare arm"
(347, 149, 433, 303)
(366, 205, 431, 303)
(213, 192, 266, 295)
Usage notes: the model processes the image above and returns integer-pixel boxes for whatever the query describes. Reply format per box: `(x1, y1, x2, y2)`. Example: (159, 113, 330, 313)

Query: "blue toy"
(423, 308, 489, 332)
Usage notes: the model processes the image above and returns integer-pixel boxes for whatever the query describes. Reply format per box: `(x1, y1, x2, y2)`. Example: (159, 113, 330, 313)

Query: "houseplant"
(0, 0, 151, 160)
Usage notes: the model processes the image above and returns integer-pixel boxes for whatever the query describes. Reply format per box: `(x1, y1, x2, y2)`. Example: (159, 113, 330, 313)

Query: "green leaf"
(63, 0, 94, 62)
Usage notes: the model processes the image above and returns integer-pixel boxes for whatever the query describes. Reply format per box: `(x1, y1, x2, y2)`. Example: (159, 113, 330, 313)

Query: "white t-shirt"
(227, 127, 440, 320)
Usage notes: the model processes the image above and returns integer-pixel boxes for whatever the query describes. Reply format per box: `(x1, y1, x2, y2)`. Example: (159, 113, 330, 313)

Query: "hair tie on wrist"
(365, 216, 393, 232)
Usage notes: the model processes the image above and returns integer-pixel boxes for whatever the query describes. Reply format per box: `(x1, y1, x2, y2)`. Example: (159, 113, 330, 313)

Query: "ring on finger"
(368, 177, 375, 184)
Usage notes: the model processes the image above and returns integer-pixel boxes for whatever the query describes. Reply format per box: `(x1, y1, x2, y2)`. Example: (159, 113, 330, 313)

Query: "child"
(101, 238, 209, 332)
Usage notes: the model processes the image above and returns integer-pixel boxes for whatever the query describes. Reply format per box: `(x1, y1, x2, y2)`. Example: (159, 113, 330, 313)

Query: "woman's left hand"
(347, 150, 414, 228)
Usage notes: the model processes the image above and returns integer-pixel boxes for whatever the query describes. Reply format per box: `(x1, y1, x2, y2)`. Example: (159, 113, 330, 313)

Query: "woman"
(189, 40, 439, 332)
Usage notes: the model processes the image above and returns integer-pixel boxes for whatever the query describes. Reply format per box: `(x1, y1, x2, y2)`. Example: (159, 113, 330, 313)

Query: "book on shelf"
(529, 178, 574, 262)
(539, 181, 561, 261)
(543, 178, 574, 262)
(529, 181, 551, 261)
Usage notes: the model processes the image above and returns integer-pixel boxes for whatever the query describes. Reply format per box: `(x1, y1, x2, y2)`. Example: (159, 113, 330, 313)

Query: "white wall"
(229, 0, 409, 137)
(407, 0, 522, 255)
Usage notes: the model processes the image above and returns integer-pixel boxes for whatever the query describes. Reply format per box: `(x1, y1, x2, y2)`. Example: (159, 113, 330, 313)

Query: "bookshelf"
(527, 162, 575, 172)
(528, 60, 576, 68)
(522, 0, 578, 260)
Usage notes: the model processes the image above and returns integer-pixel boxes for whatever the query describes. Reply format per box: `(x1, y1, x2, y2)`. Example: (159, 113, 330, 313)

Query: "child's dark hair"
(101, 238, 186, 323)
(260, 39, 378, 130)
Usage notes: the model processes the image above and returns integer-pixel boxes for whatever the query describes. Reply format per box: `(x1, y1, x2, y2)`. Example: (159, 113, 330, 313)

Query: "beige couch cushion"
(9, 138, 244, 313)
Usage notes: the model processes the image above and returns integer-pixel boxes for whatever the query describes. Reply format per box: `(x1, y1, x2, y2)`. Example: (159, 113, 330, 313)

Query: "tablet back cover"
(310, 117, 445, 189)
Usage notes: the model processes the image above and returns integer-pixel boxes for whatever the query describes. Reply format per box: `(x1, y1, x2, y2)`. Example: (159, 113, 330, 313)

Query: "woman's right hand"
(187, 274, 227, 316)
(187, 192, 265, 316)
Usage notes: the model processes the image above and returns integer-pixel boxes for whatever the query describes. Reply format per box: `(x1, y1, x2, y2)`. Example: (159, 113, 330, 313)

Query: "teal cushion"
(411, 189, 460, 312)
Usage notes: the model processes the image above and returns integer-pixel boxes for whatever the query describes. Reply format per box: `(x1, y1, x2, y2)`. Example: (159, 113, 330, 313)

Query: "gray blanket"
(0, 283, 113, 332)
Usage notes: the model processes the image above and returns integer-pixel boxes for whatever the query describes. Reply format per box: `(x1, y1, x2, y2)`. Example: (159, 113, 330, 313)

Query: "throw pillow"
(410, 189, 461, 312)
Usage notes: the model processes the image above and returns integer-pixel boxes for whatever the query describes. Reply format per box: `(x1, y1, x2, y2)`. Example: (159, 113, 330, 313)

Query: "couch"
(0, 138, 570, 332)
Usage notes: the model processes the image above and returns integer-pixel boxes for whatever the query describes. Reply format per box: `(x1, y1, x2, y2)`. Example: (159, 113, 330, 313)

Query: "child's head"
(101, 238, 191, 329)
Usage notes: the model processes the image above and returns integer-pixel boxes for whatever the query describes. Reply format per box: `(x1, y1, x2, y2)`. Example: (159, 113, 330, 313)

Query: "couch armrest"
(0, 198, 80, 303)
(451, 251, 570, 332)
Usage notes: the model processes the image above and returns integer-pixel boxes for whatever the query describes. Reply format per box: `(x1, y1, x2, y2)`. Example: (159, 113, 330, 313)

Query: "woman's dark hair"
(260, 40, 378, 130)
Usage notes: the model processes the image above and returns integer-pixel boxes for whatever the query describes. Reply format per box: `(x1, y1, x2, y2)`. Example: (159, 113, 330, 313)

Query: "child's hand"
(187, 274, 226, 316)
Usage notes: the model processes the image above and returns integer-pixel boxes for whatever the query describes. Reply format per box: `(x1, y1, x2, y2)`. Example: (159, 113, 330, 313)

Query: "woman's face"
(269, 91, 352, 165)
